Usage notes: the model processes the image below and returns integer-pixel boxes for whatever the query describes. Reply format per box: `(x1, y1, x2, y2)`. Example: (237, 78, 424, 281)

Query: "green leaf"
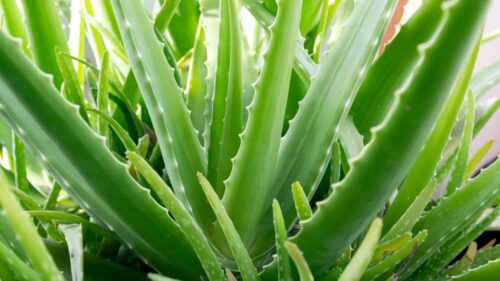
(207, 0, 244, 195)
(272, 200, 291, 281)
(373, 234, 412, 262)
(291, 0, 489, 274)
(339, 218, 383, 281)
(0, 30, 204, 279)
(0, 176, 64, 281)
(383, 180, 437, 241)
(382, 20, 481, 233)
(21, 0, 69, 88)
(0, 0, 30, 55)
(291, 182, 313, 221)
(445, 242, 477, 277)
(0, 240, 40, 281)
(60, 224, 84, 281)
(197, 173, 259, 281)
(154, 0, 180, 33)
(473, 244, 500, 269)
(450, 259, 500, 281)
(167, 0, 199, 57)
(110, 0, 212, 231)
(87, 109, 138, 153)
(464, 140, 494, 179)
(362, 231, 427, 281)
(446, 91, 475, 195)
(127, 152, 225, 281)
(13, 133, 28, 192)
(221, 0, 302, 245)
(96, 52, 111, 139)
(284, 242, 313, 281)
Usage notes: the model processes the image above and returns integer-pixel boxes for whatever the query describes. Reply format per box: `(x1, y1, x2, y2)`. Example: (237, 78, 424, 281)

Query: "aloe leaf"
(464, 140, 494, 179)
(0, 31, 204, 278)
(221, 0, 302, 245)
(350, 0, 446, 138)
(362, 231, 427, 281)
(127, 152, 225, 281)
(256, 0, 396, 255)
(450, 259, 500, 281)
(473, 244, 500, 269)
(154, 0, 180, 33)
(0, 177, 64, 281)
(55, 48, 90, 123)
(281, 242, 312, 281)
(0, 240, 40, 281)
(404, 162, 500, 278)
(445, 242, 477, 277)
(446, 92, 475, 195)
(197, 174, 259, 281)
(291, 182, 313, 221)
(384, 180, 437, 241)
(20, 0, 69, 88)
(339, 116, 365, 161)
(373, 234, 412, 262)
(207, 0, 244, 194)
(470, 59, 500, 99)
(300, 0, 323, 34)
(13, 133, 28, 192)
(83, 0, 106, 65)
(96, 52, 110, 139)
(87, 109, 137, 153)
(291, 0, 489, 274)
(410, 205, 500, 280)
(68, 0, 85, 85)
(186, 20, 207, 143)
(28, 211, 116, 241)
(339, 218, 383, 281)
(167, 0, 199, 57)
(0, 0, 29, 55)
(60, 224, 84, 281)
(383, 35, 480, 232)
(110, 0, 212, 230)
(272, 200, 291, 281)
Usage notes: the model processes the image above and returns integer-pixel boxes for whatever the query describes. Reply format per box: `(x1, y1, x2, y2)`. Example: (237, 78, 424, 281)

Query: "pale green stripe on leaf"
(97, 52, 111, 140)
(291, 182, 312, 221)
(339, 218, 382, 281)
(0, 177, 64, 281)
(284, 242, 313, 281)
(13, 133, 28, 192)
(198, 173, 259, 281)
(127, 153, 225, 281)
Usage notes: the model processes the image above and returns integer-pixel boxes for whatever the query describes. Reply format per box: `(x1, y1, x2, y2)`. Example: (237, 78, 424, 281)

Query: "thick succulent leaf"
(198, 174, 259, 281)
(291, 0, 489, 274)
(284, 242, 313, 281)
(127, 152, 225, 281)
(292, 182, 313, 221)
(0, 177, 64, 281)
(110, 0, 213, 231)
(299, 0, 322, 34)
(0, 31, 204, 279)
(154, 0, 180, 33)
(0, 240, 40, 281)
(167, 0, 199, 57)
(20, 0, 69, 88)
(444, 242, 477, 278)
(383, 180, 436, 242)
(362, 231, 427, 281)
(373, 234, 412, 263)
(272, 200, 291, 281)
(405, 161, 500, 278)
(350, 0, 446, 138)
(0, 0, 30, 55)
(207, 0, 244, 194)
(269, 0, 396, 239)
(339, 116, 365, 161)
(221, 0, 302, 245)
(449, 259, 500, 281)
(13, 133, 28, 192)
(186, 20, 208, 143)
(383, 31, 480, 232)
(60, 224, 84, 281)
(446, 92, 475, 195)
(473, 244, 500, 269)
(464, 140, 494, 179)
(339, 218, 382, 281)
(68, 0, 85, 85)
(410, 206, 500, 280)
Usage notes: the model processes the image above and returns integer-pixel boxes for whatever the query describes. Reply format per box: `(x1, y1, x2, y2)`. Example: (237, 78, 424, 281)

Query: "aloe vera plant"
(0, 0, 499, 280)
